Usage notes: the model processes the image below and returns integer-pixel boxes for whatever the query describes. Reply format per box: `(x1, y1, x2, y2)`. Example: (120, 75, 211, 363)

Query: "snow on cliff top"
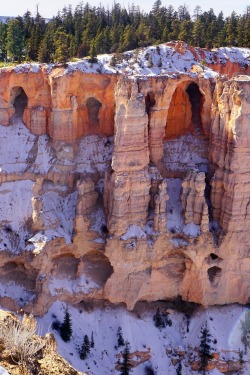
(64, 41, 250, 77)
(7, 42, 250, 78)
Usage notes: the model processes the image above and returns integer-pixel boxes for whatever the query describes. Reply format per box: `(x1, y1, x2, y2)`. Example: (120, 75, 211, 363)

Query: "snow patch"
(75, 135, 113, 175)
(49, 276, 99, 296)
(0, 282, 35, 307)
(42, 191, 77, 243)
(0, 366, 10, 375)
(163, 134, 208, 172)
(120, 225, 146, 240)
(183, 222, 201, 237)
(0, 180, 33, 233)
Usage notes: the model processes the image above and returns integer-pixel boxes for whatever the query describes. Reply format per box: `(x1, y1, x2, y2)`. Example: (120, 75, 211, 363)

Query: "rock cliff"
(0, 42, 249, 314)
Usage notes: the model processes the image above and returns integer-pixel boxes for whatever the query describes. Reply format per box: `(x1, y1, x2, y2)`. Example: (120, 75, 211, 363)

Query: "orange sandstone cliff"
(0, 43, 249, 314)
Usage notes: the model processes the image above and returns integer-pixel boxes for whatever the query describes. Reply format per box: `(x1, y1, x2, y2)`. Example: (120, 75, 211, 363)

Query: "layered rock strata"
(0, 57, 249, 313)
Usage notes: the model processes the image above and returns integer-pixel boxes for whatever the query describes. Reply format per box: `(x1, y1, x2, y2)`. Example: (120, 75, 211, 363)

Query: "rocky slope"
(0, 42, 249, 316)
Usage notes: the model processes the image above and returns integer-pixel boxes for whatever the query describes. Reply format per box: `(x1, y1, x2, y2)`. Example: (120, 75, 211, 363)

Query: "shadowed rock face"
(86, 97, 102, 127)
(13, 88, 28, 117)
(0, 62, 249, 314)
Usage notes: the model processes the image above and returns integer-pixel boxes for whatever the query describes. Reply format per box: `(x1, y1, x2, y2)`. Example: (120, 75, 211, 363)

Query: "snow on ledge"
(6, 43, 249, 78)
(120, 225, 146, 240)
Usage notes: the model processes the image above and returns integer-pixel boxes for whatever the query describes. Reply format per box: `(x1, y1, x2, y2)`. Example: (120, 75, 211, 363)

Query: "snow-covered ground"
(11, 43, 250, 79)
(63, 43, 250, 77)
(37, 301, 250, 375)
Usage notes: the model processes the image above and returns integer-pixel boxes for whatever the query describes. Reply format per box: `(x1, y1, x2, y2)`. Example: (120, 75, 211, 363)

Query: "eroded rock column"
(104, 77, 151, 236)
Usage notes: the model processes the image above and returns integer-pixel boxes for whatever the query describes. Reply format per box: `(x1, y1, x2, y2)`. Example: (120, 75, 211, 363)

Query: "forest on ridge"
(0, 0, 250, 63)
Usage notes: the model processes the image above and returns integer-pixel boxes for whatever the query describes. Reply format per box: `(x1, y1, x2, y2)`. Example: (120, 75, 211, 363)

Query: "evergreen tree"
(0, 2, 248, 64)
(192, 18, 205, 47)
(199, 322, 213, 375)
(79, 334, 90, 360)
(243, 16, 250, 47)
(89, 40, 97, 62)
(0, 22, 7, 61)
(117, 326, 125, 347)
(153, 308, 165, 329)
(120, 341, 132, 375)
(225, 11, 238, 46)
(38, 26, 55, 63)
(6, 18, 25, 62)
(54, 27, 71, 63)
(178, 20, 193, 44)
(60, 307, 73, 342)
(193, 6, 202, 21)
(91, 331, 95, 348)
(176, 362, 182, 375)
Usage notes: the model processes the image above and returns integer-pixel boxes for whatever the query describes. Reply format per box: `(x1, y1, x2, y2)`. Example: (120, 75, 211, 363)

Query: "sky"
(0, 0, 249, 18)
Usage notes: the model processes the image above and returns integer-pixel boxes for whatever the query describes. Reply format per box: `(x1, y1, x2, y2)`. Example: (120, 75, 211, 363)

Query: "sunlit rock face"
(0, 44, 249, 314)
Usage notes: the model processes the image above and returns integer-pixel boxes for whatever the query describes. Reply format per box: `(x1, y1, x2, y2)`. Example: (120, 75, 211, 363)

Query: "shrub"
(0, 313, 45, 372)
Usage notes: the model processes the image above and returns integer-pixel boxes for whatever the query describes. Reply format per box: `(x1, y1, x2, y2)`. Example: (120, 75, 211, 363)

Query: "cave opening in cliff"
(52, 254, 80, 278)
(186, 82, 204, 134)
(81, 251, 113, 287)
(0, 261, 37, 291)
(12, 87, 28, 117)
(145, 91, 156, 114)
(163, 81, 208, 174)
(86, 97, 102, 127)
(165, 81, 205, 139)
(207, 266, 222, 286)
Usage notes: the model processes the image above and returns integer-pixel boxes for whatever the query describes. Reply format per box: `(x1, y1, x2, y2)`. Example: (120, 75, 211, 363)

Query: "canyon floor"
(37, 302, 250, 375)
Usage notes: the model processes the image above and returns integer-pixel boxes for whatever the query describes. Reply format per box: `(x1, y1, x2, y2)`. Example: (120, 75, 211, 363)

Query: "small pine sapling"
(238, 348, 245, 374)
(91, 331, 95, 348)
(60, 307, 72, 342)
(120, 341, 132, 375)
(117, 326, 125, 347)
(79, 334, 90, 360)
(199, 321, 213, 375)
(153, 307, 172, 329)
(176, 362, 182, 375)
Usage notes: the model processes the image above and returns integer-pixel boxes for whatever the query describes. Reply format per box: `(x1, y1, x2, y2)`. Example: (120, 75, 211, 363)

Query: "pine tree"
(91, 331, 95, 348)
(0, 22, 7, 61)
(192, 18, 205, 47)
(176, 362, 182, 375)
(6, 18, 25, 62)
(60, 307, 73, 342)
(153, 308, 165, 329)
(120, 341, 132, 375)
(117, 326, 125, 347)
(54, 27, 70, 63)
(199, 322, 213, 375)
(89, 39, 97, 62)
(79, 334, 90, 360)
